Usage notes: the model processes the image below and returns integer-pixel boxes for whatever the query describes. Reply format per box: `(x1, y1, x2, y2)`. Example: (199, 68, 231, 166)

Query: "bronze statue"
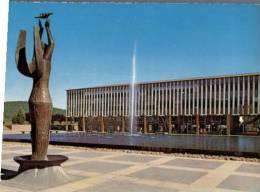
(15, 18, 54, 160)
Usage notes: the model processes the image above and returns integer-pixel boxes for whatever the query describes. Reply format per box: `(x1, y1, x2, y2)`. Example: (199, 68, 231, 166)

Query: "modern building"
(66, 73, 260, 135)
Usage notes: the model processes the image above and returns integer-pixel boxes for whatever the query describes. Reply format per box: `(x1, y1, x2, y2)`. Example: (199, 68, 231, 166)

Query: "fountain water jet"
(129, 42, 137, 136)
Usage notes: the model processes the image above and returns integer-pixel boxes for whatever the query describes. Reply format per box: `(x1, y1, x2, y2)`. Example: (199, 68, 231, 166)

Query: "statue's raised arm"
(44, 19, 54, 60)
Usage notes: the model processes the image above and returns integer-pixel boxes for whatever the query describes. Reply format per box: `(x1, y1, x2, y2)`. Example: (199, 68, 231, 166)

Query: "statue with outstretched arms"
(15, 18, 54, 160)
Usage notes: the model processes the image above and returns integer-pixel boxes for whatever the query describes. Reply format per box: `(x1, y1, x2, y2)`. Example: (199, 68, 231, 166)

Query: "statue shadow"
(1, 168, 19, 180)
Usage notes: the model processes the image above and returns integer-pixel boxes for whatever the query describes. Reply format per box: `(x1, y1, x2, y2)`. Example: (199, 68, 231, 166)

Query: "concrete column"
(101, 88, 104, 116)
(196, 80, 199, 115)
(136, 86, 139, 116)
(196, 114, 200, 134)
(168, 116, 172, 134)
(144, 116, 147, 134)
(232, 77, 235, 114)
(72, 90, 74, 117)
(144, 84, 147, 116)
(173, 83, 175, 116)
(158, 83, 161, 116)
(162, 84, 164, 116)
(122, 116, 125, 132)
(141, 84, 144, 116)
(83, 90, 85, 117)
(228, 78, 231, 114)
(81, 89, 85, 116)
(200, 79, 203, 115)
(223, 78, 226, 114)
(71, 91, 74, 117)
(154, 84, 157, 116)
(70, 91, 72, 117)
(96, 89, 99, 116)
(258, 75, 260, 114)
(247, 76, 250, 114)
(252, 76, 255, 114)
(67, 91, 69, 117)
(86, 90, 89, 116)
(80, 90, 82, 117)
(237, 77, 240, 114)
(100, 117, 105, 133)
(99, 89, 102, 116)
(94, 90, 96, 117)
(184, 81, 187, 115)
(177, 115, 181, 132)
(188, 80, 191, 115)
(66, 91, 69, 117)
(177, 82, 179, 115)
(205, 79, 208, 115)
(75, 90, 77, 117)
(82, 116, 85, 132)
(151, 84, 154, 115)
(209, 79, 212, 115)
(169, 82, 172, 116)
(116, 87, 118, 116)
(226, 114, 232, 135)
(192, 81, 195, 115)
(122, 87, 124, 116)
(148, 84, 151, 116)
(74, 90, 78, 117)
(113, 87, 115, 117)
(214, 79, 217, 114)
(219, 78, 222, 115)
(126, 86, 128, 116)
(242, 76, 245, 114)
(65, 116, 68, 131)
(165, 83, 168, 115)
(180, 81, 183, 115)
(90, 89, 92, 116)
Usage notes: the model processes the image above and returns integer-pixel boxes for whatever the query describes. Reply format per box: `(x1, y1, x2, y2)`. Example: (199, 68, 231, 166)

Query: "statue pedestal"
(14, 155, 68, 173)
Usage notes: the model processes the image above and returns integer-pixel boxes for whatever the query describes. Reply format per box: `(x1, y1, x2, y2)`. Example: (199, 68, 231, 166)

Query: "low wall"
(11, 124, 31, 132)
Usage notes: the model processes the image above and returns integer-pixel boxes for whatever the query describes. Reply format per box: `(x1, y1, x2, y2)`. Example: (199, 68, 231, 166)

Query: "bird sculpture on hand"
(35, 12, 53, 19)
(15, 14, 54, 160)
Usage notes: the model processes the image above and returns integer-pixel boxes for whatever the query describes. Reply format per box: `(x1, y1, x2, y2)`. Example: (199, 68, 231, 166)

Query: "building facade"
(66, 73, 260, 135)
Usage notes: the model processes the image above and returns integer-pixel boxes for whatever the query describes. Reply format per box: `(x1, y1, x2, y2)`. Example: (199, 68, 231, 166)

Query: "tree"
(12, 107, 26, 124)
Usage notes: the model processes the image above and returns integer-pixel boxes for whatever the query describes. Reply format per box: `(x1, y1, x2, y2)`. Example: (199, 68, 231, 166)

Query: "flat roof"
(66, 72, 260, 91)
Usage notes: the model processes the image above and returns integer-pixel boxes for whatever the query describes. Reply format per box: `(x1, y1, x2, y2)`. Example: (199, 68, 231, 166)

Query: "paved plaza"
(1, 142, 260, 192)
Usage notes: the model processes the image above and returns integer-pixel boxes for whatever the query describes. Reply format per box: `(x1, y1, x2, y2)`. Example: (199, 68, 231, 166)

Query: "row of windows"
(67, 75, 260, 117)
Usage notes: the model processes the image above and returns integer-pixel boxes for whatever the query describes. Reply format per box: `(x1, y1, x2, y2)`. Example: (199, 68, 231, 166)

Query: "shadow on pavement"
(1, 168, 18, 180)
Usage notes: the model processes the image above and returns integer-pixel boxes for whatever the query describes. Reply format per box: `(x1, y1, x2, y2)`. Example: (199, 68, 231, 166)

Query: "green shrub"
(12, 107, 26, 124)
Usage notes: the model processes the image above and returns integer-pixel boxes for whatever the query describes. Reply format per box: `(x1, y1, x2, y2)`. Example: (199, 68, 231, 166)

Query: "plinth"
(14, 155, 68, 173)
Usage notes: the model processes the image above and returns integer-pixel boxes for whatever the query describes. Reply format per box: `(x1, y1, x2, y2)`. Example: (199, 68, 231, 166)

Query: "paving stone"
(47, 148, 70, 154)
(2, 143, 260, 192)
(1, 163, 19, 172)
(75, 180, 178, 192)
(1, 153, 21, 161)
(67, 161, 132, 173)
(67, 151, 111, 159)
(164, 158, 223, 170)
(21, 147, 68, 154)
(108, 154, 159, 163)
(217, 175, 260, 191)
(236, 164, 260, 174)
(3, 146, 30, 153)
(129, 167, 207, 184)
(0, 166, 84, 191)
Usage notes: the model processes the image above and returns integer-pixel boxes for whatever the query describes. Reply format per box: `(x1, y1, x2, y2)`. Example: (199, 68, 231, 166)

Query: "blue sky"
(5, 3, 260, 109)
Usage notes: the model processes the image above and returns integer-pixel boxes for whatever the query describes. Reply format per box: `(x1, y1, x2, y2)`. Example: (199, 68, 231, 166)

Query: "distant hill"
(3, 101, 66, 124)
